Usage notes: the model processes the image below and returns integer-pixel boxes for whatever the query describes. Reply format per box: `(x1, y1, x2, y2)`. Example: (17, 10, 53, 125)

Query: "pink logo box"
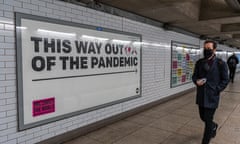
(32, 97, 55, 117)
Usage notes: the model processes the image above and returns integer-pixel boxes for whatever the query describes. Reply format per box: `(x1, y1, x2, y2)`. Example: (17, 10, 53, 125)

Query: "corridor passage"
(65, 74, 240, 144)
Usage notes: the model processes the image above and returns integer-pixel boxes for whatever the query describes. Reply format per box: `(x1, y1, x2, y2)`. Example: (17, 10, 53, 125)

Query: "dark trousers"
(229, 67, 236, 82)
(198, 106, 216, 144)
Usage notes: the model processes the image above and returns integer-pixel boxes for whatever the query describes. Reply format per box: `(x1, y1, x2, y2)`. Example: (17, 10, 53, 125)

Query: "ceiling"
(62, 0, 240, 49)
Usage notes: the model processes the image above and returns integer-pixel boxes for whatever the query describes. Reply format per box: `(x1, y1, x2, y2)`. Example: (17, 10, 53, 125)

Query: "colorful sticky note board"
(171, 41, 200, 87)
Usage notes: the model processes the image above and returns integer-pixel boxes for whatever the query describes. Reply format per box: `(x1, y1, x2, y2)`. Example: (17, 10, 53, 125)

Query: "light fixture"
(112, 39, 131, 44)
(0, 19, 13, 24)
(81, 35, 109, 41)
(37, 29, 76, 36)
(16, 26, 27, 30)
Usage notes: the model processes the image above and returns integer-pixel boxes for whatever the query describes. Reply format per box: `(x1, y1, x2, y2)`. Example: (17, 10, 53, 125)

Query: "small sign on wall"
(16, 13, 142, 130)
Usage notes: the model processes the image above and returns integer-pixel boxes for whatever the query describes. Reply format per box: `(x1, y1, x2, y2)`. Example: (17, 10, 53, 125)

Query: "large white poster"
(16, 13, 141, 130)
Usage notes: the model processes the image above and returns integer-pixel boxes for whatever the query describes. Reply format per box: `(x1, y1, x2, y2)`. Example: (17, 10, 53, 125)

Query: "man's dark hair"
(204, 40, 217, 49)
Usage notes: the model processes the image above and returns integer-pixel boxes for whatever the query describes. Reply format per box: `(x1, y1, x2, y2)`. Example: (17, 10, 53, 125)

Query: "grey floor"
(65, 74, 240, 144)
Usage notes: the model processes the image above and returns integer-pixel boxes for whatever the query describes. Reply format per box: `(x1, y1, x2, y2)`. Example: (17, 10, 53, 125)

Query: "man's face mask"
(203, 49, 214, 59)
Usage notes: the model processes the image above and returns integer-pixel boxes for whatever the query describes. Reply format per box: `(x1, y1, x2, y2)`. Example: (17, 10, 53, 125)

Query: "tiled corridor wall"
(0, 0, 235, 143)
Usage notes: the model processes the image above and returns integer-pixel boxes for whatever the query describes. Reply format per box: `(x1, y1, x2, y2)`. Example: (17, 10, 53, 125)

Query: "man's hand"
(196, 78, 206, 86)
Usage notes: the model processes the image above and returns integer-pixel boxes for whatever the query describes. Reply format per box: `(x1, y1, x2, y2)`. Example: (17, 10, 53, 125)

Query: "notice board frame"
(15, 12, 142, 130)
(170, 41, 200, 88)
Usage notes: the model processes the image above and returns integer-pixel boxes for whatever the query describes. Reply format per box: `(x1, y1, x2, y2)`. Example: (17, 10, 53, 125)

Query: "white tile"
(31, 10, 46, 16)
(0, 23, 3, 29)
(6, 86, 16, 92)
(6, 98, 16, 105)
(53, 9, 65, 16)
(17, 0, 31, 3)
(0, 127, 16, 136)
(4, 37, 14, 43)
(23, 3, 38, 10)
(5, 74, 16, 80)
(33, 129, 48, 137)
(0, 92, 15, 100)
(25, 136, 41, 144)
(0, 80, 15, 87)
(7, 121, 17, 128)
(4, 0, 22, 7)
(0, 30, 14, 37)
(0, 136, 7, 143)
(39, 6, 52, 13)
(0, 36, 3, 42)
(0, 62, 5, 68)
(0, 4, 13, 11)
(0, 105, 16, 114)
(0, 124, 7, 130)
(40, 132, 54, 141)
(0, 55, 14, 61)
(17, 133, 33, 143)
(8, 131, 26, 140)
(14, 6, 31, 13)
(0, 87, 5, 93)
(5, 50, 15, 56)
(31, 0, 46, 7)
(2, 139, 17, 144)
(0, 68, 15, 74)
(46, 2, 59, 10)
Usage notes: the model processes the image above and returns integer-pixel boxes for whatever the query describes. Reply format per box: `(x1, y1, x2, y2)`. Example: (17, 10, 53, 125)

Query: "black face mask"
(203, 49, 213, 59)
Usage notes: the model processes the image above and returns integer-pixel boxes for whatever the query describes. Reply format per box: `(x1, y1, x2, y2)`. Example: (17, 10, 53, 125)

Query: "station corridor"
(65, 74, 240, 144)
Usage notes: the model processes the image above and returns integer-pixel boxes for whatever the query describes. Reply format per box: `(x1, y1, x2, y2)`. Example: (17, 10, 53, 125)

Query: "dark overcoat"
(192, 57, 229, 108)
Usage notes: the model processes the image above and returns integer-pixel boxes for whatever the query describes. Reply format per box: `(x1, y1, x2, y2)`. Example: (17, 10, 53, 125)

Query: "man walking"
(192, 40, 229, 144)
(227, 53, 239, 83)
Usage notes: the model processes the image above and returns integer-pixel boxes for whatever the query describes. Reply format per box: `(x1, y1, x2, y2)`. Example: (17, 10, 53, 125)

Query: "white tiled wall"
(0, 0, 235, 143)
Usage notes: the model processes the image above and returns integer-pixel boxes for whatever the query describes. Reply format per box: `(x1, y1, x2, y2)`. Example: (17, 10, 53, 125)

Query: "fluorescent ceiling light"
(0, 19, 13, 24)
(16, 26, 27, 30)
(37, 29, 76, 36)
(133, 42, 142, 45)
(82, 35, 109, 41)
(141, 42, 150, 45)
(175, 46, 183, 50)
(112, 39, 131, 44)
(151, 43, 162, 47)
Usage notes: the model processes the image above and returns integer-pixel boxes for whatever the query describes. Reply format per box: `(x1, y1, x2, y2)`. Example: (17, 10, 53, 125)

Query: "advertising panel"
(171, 41, 200, 87)
(16, 13, 141, 130)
